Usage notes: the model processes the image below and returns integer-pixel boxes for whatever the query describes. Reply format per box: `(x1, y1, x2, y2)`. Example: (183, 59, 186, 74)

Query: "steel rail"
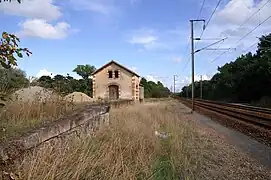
(196, 98, 271, 114)
(179, 98, 271, 129)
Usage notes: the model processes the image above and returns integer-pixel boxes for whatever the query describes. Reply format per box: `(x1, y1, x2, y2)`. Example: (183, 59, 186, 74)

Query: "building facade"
(92, 60, 143, 101)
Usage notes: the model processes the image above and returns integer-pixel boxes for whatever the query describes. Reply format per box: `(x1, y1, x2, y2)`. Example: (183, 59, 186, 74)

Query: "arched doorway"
(108, 85, 119, 100)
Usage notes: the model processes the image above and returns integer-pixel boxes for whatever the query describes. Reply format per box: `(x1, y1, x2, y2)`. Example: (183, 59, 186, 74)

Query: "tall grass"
(15, 101, 203, 180)
(0, 94, 76, 140)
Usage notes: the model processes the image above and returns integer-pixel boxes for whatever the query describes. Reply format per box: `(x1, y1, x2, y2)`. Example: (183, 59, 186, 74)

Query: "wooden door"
(109, 85, 119, 100)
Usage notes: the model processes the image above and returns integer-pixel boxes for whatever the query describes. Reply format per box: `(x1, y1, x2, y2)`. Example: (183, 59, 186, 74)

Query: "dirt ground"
(173, 100, 271, 180)
(5, 100, 271, 180)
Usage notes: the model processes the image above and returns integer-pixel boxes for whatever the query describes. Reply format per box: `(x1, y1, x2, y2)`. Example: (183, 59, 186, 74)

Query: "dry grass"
(0, 96, 77, 140)
(7, 100, 271, 180)
(14, 101, 202, 180)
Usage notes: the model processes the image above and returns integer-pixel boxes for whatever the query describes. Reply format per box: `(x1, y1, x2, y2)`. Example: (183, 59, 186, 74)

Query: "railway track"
(179, 98, 271, 129)
(177, 98, 271, 146)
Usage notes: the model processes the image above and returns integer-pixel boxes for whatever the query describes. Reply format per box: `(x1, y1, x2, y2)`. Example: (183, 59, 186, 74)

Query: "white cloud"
(215, 0, 271, 26)
(128, 29, 166, 51)
(36, 69, 82, 80)
(210, 0, 271, 36)
(70, 0, 117, 15)
(172, 56, 182, 63)
(0, 0, 61, 21)
(130, 67, 138, 71)
(145, 75, 172, 89)
(185, 74, 212, 84)
(0, 0, 77, 39)
(174, 74, 213, 92)
(194, 74, 211, 82)
(146, 75, 158, 83)
(194, 0, 271, 60)
(36, 69, 55, 78)
(18, 19, 72, 39)
(144, 42, 171, 51)
(129, 35, 157, 44)
(127, 27, 186, 51)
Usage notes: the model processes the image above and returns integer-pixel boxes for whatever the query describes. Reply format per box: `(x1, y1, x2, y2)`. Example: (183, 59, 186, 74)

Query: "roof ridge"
(92, 60, 140, 77)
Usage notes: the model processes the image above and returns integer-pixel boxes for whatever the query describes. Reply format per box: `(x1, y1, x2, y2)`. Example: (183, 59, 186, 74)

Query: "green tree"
(38, 76, 53, 89)
(179, 33, 271, 107)
(73, 64, 96, 97)
(0, 0, 31, 68)
(37, 64, 97, 97)
(73, 65, 96, 80)
(140, 78, 170, 98)
(0, 67, 29, 94)
(0, 32, 32, 68)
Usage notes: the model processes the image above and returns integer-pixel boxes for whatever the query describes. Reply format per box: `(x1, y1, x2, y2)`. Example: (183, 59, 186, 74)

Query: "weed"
(15, 101, 201, 180)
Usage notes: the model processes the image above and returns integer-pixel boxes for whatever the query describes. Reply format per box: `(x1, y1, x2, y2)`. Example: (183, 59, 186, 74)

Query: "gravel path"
(177, 101, 271, 179)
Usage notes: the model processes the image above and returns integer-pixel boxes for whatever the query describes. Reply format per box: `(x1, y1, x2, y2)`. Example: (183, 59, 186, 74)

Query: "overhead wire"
(199, 0, 222, 38)
(182, 56, 191, 71)
(181, 0, 206, 72)
(238, 0, 271, 29)
(188, 0, 223, 79)
(210, 0, 271, 63)
(197, 0, 206, 20)
(242, 42, 258, 53)
(181, 43, 190, 71)
(211, 14, 271, 63)
(207, 0, 271, 59)
(186, 0, 271, 87)
(182, 0, 222, 72)
(194, 0, 223, 55)
(236, 15, 271, 44)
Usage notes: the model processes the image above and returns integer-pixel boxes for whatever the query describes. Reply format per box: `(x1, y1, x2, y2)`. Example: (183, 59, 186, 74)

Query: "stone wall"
(92, 63, 140, 100)
(0, 100, 133, 171)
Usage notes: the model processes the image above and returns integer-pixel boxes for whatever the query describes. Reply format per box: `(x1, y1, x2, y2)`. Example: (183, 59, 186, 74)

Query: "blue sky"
(1, 0, 271, 91)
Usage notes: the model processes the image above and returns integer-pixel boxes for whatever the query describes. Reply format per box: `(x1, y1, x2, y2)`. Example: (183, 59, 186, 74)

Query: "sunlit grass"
(15, 101, 203, 180)
(0, 93, 77, 140)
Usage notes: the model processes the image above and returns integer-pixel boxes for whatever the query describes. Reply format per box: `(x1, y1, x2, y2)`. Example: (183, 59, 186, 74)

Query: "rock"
(155, 130, 170, 139)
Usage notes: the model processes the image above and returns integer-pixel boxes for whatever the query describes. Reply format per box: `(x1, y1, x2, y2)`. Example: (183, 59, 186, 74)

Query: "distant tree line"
(0, 67, 29, 96)
(1, 62, 172, 100)
(140, 77, 171, 98)
(179, 33, 271, 107)
(0, 0, 172, 100)
(35, 65, 96, 97)
(0, 64, 96, 98)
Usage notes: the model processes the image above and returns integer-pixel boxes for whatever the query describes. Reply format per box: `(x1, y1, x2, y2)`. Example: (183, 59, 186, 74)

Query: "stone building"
(92, 60, 143, 101)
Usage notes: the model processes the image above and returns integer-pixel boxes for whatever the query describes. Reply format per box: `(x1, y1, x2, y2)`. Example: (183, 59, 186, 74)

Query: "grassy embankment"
(3, 100, 270, 179)
(13, 101, 202, 179)
(0, 92, 81, 140)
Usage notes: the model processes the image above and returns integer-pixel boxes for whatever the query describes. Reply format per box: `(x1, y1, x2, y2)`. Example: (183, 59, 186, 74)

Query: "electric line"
(181, 44, 190, 71)
(182, 0, 206, 73)
(195, 37, 227, 53)
(242, 42, 258, 53)
(238, 0, 271, 29)
(209, 0, 270, 57)
(236, 15, 271, 44)
(209, 0, 270, 62)
(182, 57, 191, 71)
(182, 0, 217, 74)
(210, 15, 271, 63)
(182, 0, 213, 74)
(181, 0, 208, 72)
(199, 0, 222, 38)
(194, 0, 222, 52)
(197, 0, 206, 20)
